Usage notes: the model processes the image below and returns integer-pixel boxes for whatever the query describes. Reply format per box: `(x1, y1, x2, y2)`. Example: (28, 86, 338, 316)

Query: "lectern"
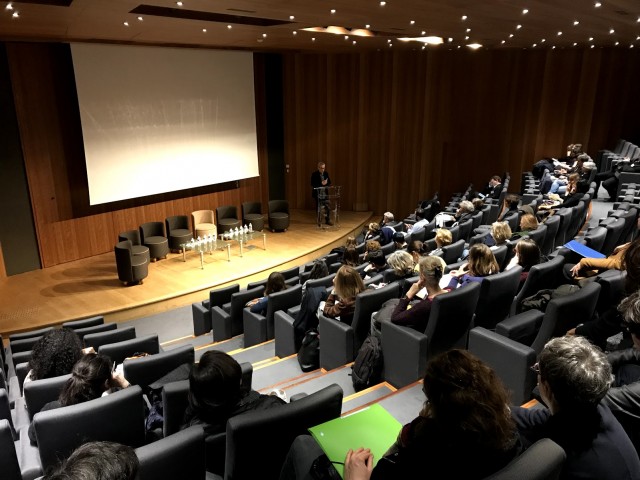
(315, 186, 341, 229)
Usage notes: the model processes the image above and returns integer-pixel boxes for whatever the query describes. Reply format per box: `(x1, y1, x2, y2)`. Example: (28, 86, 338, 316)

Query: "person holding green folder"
(280, 350, 521, 479)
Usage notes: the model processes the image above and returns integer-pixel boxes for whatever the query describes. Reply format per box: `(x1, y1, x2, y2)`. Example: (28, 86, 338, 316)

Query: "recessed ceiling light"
(293, 31, 297, 35)
(353, 40, 357, 44)
(590, 45, 595, 48)
(311, 37, 316, 41)
(552, 46, 556, 49)
(448, 37, 453, 42)
(365, 24, 371, 28)
(380, 1, 386, 6)
(589, 37, 593, 41)
(202, 28, 207, 33)
(516, 24, 522, 30)
(410, 20, 415, 25)
(137, 16, 143, 21)
(289, 15, 295, 20)
(509, 34, 514, 38)
(594, 2, 601, 7)
(461, 15, 467, 21)
(573, 42, 577, 46)
(573, 20, 579, 26)
(523, 9, 529, 14)
(466, 28, 471, 32)
(176, 1, 183, 6)
(557, 31, 563, 36)
(421, 45, 426, 50)
(330, 9, 336, 14)
(262, 33, 267, 38)
(631, 44, 635, 48)
(637, 17, 640, 22)
(421, 30, 426, 35)
(124, 21, 129, 26)
(5, 3, 13, 10)
(615, 41, 619, 45)
(387, 39, 391, 43)
(532, 43, 537, 47)
(388, 43, 392, 47)
(344, 35, 348, 40)
(541, 38, 546, 43)
(501, 40, 506, 44)
(637, 35, 640, 40)
(467, 43, 482, 50)
(227, 25, 232, 29)
(12, 11, 18, 18)
(609, 28, 615, 34)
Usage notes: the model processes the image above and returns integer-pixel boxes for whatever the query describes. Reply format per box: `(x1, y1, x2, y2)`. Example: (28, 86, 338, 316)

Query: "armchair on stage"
(314, 186, 341, 228)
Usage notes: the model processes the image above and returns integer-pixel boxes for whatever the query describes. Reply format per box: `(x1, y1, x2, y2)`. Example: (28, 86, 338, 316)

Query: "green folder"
(308, 404, 402, 478)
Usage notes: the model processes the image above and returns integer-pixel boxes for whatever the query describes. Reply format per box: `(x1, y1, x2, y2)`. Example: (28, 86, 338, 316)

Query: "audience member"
(280, 350, 520, 480)
(384, 250, 415, 284)
(404, 208, 429, 236)
(512, 336, 640, 480)
(448, 244, 499, 289)
(567, 238, 635, 282)
(362, 250, 387, 279)
(26, 328, 84, 385)
(342, 247, 360, 267)
(42, 441, 138, 480)
(428, 228, 452, 257)
(28, 353, 129, 444)
(302, 260, 329, 295)
(380, 212, 396, 230)
(482, 175, 502, 199)
(323, 266, 366, 325)
(505, 238, 541, 289)
(453, 200, 475, 226)
(246, 272, 288, 315)
(511, 213, 538, 240)
(472, 197, 485, 211)
(392, 232, 407, 250)
(183, 350, 285, 435)
(483, 221, 512, 248)
(559, 180, 590, 208)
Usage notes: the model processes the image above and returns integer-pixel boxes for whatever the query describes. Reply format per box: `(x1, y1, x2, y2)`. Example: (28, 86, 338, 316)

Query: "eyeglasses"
(530, 362, 540, 374)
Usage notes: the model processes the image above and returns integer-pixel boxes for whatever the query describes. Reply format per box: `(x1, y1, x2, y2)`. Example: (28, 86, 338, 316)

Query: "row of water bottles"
(222, 224, 253, 239)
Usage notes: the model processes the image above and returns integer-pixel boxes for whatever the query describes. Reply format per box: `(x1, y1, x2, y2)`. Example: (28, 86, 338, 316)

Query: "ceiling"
(1, 0, 639, 53)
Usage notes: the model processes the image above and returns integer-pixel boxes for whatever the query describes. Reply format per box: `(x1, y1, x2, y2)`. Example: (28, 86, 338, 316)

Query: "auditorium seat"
(241, 201, 265, 231)
(139, 222, 169, 261)
(191, 209, 217, 238)
(484, 438, 564, 480)
(123, 344, 194, 388)
(115, 240, 149, 285)
(83, 326, 136, 351)
(268, 200, 290, 232)
(0, 420, 21, 480)
(165, 215, 192, 252)
(118, 230, 150, 263)
(98, 334, 160, 365)
(9, 327, 53, 342)
(192, 284, 240, 336)
(74, 322, 117, 342)
(62, 316, 104, 330)
(24, 373, 71, 422)
(216, 205, 241, 234)
(211, 287, 263, 342)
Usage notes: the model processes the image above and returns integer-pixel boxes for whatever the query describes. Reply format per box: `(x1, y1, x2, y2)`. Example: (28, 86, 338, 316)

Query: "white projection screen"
(71, 44, 259, 205)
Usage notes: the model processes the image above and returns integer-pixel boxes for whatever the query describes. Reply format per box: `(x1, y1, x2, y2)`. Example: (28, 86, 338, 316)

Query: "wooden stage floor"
(0, 210, 372, 335)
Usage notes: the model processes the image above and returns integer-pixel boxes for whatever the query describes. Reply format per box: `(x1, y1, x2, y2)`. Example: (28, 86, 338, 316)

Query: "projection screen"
(71, 44, 259, 205)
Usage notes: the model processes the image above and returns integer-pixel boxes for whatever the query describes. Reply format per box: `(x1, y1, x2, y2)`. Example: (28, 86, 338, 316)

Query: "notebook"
(308, 404, 402, 478)
(563, 240, 606, 259)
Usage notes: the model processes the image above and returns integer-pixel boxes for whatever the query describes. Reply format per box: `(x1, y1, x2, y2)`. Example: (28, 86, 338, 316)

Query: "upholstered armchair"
(241, 201, 265, 231)
(114, 240, 149, 285)
(139, 222, 169, 261)
(216, 205, 241, 234)
(118, 230, 150, 263)
(165, 215, 192, 251)
(191, 209, 217, 238)
(268, 200, 290, 232)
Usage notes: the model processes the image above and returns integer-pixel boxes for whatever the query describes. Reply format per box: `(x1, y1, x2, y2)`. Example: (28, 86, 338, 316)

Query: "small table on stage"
(315, 185, 341, 229)
(181, 237, 231, 269)
(220, 230, 267, 257)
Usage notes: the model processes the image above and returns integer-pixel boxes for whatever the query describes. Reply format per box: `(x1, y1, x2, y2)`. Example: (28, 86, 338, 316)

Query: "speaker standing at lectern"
(311, 161, 333, 225)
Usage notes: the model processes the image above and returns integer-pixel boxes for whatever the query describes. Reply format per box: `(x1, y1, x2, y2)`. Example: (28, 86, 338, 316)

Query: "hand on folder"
(344, 448, 374, 480)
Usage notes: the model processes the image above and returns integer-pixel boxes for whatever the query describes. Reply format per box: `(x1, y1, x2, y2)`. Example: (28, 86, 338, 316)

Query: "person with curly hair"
(26, 328, 84, 385)
(42, 441, 138, 480)
(28, 353, 129, 444)
(280, 350, 520, 479)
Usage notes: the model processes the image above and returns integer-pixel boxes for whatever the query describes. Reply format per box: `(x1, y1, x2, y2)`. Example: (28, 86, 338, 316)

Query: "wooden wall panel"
(7, 43, 267, 267)
(283, 48, 640, 218)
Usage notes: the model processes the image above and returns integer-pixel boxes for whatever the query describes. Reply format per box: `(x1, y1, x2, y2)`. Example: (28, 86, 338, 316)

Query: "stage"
(0, 210, 373, 335)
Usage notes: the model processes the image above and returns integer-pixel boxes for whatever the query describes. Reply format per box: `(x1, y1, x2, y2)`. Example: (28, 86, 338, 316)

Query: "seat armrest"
(211, 306, 232, 342)
(287, 304, 301, 319)
(495, 310, 544, 346)
(243, 309, 267, 348)
(192, 303, 211, 337)
(318, 314, 353, 370)
(274, 311, 297, 358)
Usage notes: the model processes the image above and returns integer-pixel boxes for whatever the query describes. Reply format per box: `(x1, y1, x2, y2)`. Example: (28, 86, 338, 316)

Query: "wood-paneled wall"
(282, 48, 640, 217)
(6, 43, 269, 268)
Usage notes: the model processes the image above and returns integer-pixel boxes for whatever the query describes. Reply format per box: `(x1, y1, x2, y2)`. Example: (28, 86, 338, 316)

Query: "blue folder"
(563, 240, 606, 259)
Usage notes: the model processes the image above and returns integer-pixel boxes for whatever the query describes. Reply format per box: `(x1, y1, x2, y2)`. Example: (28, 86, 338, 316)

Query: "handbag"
(297, 328, 320, 372)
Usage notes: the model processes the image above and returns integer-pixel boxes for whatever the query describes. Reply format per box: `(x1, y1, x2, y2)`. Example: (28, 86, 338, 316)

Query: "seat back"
(567, 201, 585, 240)
(115, 240, 135, 281)
(265, 285, 303, 339)
(514, 256, 564, 312)
(532, 282, 601, 354)
(225, 287, 264, 334)
(504, 211, 519, 233)
(540, 214, 560, 255)
(484, 438, 565, 480)
(34, 386, 146, 471)
(0, 389, 17, 440)
(618, 207, 639, 244)
(595, 270, 627, 313)
(424, 282, 481, 358)
(98, 335, 160, 365)
(24, 373, 72, 422)
(470, 231, 489, 246)
(448, 225, 460, 243)
(442, 239, 465, 265)
(458, 218, 473, 242)
(526, 224, 547, 248)
(123, 345, 194, 388)
(210, 284, 240, 309)
(223, 384, 343, 480)
(474, 267, 523, 329)
(136, 425, 206, 480)
(83, 326, 136, 350)
(62, 316, 104, 330)
(16, 362, 30, 394)
(601, 217, 625, 256)
(268, 200, 289, 215)
(280, 265, 300, 281)
(10, 335, 43, 354)
(242, 201, 262, 217)
(74, 322, 117, 341)
(351, 283, 401, 351)
(192, 209, 215, 226)
(583, 226, 607, 253)
(139, 221, 165, 242)
(305, 273, 336, 290)
(166, 215, 190, 234)
(9, 326, 53, 342)
(118, 229, 143, 246)
(471, 210, 484, 230)
(409, 226, 426, 243)
(554, 208, 573, 247)
(0, 419, 21, 480)
(492, 244, 509, 271)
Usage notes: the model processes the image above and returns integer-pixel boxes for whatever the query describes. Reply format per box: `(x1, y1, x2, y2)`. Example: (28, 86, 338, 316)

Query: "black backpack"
(351, 335, 383, 392)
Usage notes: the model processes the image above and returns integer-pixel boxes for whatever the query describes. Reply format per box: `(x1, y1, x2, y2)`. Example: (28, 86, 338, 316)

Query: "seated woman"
(182, 350, 284, 435)
(323, 266, 366, 325)
(383, 250, 415, 284)
(392, 232, 407, 250)
(567, 236, 640, 282)
(246, 271, 287, 315)
(511, 213, 538, 241)
(448, 244, 499, 289)
(428, 228, 452, 257)
(25, 328, 84, 386)
(505, 238, 541, 289)
(302, 260, 329, 296)
(362, 250, 387, 280)
(388, 256, 452, 332)
(342, 246, 361, 267)
(483, 221, 512, 248)
(280, 350, 520, 480)
(28, 353, 129, 444)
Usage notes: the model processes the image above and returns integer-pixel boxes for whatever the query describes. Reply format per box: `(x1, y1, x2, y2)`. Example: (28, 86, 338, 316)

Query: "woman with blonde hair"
(449, 244, 499, 288)
(485, 221, 511, 248)
(429, 228, 452, 257)
(384, 250, 415, 284)
(323, 266, 366, 325)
